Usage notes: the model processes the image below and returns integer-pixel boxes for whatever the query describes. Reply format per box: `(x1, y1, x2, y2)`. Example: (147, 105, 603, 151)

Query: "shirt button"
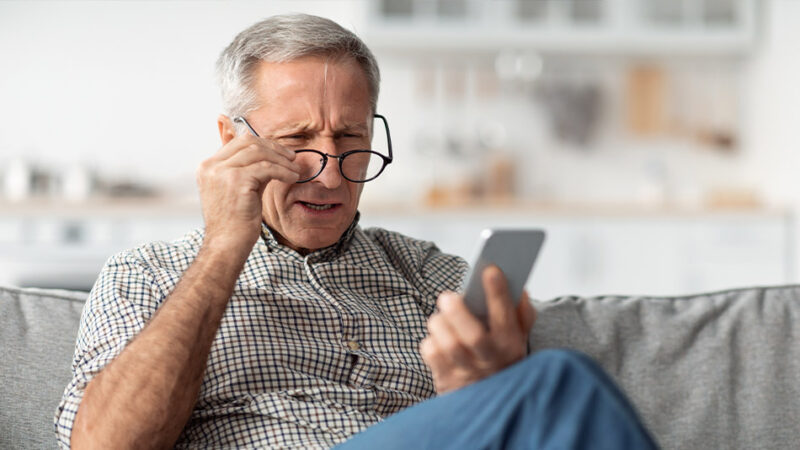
(347, 340, 360, 351)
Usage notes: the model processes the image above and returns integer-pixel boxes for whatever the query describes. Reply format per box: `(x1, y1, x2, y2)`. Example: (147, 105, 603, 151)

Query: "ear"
(218, 114, 237, 145)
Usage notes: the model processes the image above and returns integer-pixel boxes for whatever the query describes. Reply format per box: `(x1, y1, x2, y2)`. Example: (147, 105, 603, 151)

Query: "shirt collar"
(259, 211, 360, 262)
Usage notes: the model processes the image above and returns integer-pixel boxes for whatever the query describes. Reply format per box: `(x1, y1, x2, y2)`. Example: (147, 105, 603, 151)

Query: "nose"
(313, 138, 343, 189)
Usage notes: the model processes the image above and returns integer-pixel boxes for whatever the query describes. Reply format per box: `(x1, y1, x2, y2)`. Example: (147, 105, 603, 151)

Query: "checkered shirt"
(55, 214, 468, 448)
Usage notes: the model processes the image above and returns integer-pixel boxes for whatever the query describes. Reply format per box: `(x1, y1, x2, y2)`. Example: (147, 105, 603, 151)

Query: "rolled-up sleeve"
(54, 249, 168, 448)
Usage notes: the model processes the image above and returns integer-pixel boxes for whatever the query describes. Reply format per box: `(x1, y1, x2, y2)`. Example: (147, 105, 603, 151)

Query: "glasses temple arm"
(233, 116, 260, 137)
(374, 114, 393, 161)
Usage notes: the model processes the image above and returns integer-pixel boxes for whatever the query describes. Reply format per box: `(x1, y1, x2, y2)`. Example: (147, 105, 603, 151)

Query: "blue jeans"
(338, 349, 658, 449)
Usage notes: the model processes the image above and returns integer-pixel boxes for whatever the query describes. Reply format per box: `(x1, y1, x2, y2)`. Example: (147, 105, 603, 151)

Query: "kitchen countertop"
(0, 196, 790, 219)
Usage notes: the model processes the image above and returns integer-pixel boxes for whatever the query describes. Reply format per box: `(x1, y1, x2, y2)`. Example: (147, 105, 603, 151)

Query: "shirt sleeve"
(54, 249, 169, 448)
(360, 227, 468, 317)
(414, 243, 469, 317)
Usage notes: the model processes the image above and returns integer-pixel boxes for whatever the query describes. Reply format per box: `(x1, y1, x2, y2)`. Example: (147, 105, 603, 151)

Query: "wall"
(0, 0, 366, 190)
(743, 0, 800, 206)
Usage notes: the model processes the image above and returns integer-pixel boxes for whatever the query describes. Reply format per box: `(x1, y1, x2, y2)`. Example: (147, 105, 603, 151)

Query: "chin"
(277, 206, 357, 252)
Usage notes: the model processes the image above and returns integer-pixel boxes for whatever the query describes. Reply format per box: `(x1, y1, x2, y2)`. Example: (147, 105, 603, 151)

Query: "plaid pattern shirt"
(55, 214, 468, 448)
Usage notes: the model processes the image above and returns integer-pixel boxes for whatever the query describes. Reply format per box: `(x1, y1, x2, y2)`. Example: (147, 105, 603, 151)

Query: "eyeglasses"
(232, 115, 393, 184)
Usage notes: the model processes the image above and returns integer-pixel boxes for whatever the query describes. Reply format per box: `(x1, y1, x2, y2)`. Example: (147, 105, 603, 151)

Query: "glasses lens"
(341, 151, 386, 182)
(294, 150, 325, 182)
(291, 115, 391, 183)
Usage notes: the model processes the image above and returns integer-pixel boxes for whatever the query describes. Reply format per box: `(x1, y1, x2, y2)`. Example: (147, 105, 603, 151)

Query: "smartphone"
(461, 228, 546, 322)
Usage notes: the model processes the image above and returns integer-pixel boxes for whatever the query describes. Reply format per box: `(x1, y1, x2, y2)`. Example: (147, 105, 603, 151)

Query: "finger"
(208, 134, 262, 162)
(517, 291, 537, 335)
(255, 135, 296, 161)
(246, 160, 301, 185)
(225, 143, 301, 173)
(419, 336, 449, 373)
(218, 160, 299, 190)
(228, 138, 297, 164)
(482, 265, 516, 332)
(436, 292, 493, 361)
(426, 310, 473, 368)
(214, 134, 297, 163)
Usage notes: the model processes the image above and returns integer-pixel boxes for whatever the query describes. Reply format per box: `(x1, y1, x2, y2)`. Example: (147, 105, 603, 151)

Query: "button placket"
(303, 257, 354, 343)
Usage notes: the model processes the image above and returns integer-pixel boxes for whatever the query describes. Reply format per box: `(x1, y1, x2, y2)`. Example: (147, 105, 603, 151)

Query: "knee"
(523, 348, 597, 373)
(482, 349, 609, 401)
(515, 349, 608, 392)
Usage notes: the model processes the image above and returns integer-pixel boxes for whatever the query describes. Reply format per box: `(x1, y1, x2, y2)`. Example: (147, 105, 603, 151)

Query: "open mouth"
(299, 201, 339, 212)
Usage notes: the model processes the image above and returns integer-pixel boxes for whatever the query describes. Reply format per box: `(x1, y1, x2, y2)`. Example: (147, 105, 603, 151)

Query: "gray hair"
(216, 14, 380, 118)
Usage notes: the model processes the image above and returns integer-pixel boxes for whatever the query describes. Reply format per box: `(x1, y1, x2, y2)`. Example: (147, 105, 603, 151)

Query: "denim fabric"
(338, 349, 658, 450)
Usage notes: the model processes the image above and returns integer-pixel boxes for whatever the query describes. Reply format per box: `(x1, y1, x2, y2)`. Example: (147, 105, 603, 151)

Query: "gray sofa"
(2, 284, 799, 449)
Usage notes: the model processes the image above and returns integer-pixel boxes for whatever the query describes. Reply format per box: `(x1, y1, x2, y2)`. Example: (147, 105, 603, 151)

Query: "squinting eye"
(281, 135, 306, 142)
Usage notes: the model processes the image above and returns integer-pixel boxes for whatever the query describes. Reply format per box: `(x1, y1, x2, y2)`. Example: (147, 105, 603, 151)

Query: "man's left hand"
(420, 265, 537, 394)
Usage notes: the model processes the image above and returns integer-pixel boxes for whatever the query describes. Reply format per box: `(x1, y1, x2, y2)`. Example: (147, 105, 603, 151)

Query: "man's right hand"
(196, 132, 300, 255)
(72, 132, 299, 448)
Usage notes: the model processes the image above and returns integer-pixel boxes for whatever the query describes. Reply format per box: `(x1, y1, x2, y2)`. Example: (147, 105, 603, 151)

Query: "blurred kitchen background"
(1, 0, 798, 299)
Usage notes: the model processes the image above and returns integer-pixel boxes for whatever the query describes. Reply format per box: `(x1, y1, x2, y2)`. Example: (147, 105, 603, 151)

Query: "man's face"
(242, 56, 372, 253)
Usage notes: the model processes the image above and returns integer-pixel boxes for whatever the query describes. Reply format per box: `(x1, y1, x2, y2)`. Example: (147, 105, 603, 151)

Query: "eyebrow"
(271, 121, 369, 136)
(270, 122, 310, 135)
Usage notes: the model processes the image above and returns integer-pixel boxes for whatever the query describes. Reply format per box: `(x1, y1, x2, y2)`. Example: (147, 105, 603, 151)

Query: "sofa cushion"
(530, 285, 800, 449)
(0, 286, 87, 449)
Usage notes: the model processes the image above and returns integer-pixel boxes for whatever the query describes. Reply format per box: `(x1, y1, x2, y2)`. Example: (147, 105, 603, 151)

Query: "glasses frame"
(232, 114, 393, 184)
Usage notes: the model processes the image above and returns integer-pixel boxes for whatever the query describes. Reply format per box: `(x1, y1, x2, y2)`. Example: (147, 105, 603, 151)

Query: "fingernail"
(494, 270, 503, 283)
(490, 266, 504, 282)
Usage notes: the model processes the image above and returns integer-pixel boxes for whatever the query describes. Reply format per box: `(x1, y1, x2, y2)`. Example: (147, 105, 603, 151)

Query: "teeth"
(303, 202, 334, 211)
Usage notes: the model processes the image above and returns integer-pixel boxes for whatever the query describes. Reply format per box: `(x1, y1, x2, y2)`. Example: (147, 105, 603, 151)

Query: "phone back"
(461, 229, 546, 322)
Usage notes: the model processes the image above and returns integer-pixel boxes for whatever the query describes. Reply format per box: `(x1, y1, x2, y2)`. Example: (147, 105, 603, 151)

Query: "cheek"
(349, 183, 364, 203)
(261, 181, 292, 209)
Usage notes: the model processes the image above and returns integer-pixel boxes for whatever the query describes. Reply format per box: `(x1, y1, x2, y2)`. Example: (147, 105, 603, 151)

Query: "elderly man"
(56, 14, 656, 449)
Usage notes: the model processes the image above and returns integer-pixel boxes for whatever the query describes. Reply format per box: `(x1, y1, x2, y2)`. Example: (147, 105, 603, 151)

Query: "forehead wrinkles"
(323, 59, 329, 105)
(321, 57, 346, 129)
(268, 56, 367, 132)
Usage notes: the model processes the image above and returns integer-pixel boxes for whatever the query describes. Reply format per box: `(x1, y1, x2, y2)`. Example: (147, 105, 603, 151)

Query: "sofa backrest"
(530, 285, 800, 449)
(2, 284, 799, 449)
(1, 286, 87, 449)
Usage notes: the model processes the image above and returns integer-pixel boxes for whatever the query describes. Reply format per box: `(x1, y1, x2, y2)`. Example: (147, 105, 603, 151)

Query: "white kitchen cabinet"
(360, 208, 792, 300)
(364, 0, 758, 54)
(0, 202, 790, 297)
(0, 201, 202, 290)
